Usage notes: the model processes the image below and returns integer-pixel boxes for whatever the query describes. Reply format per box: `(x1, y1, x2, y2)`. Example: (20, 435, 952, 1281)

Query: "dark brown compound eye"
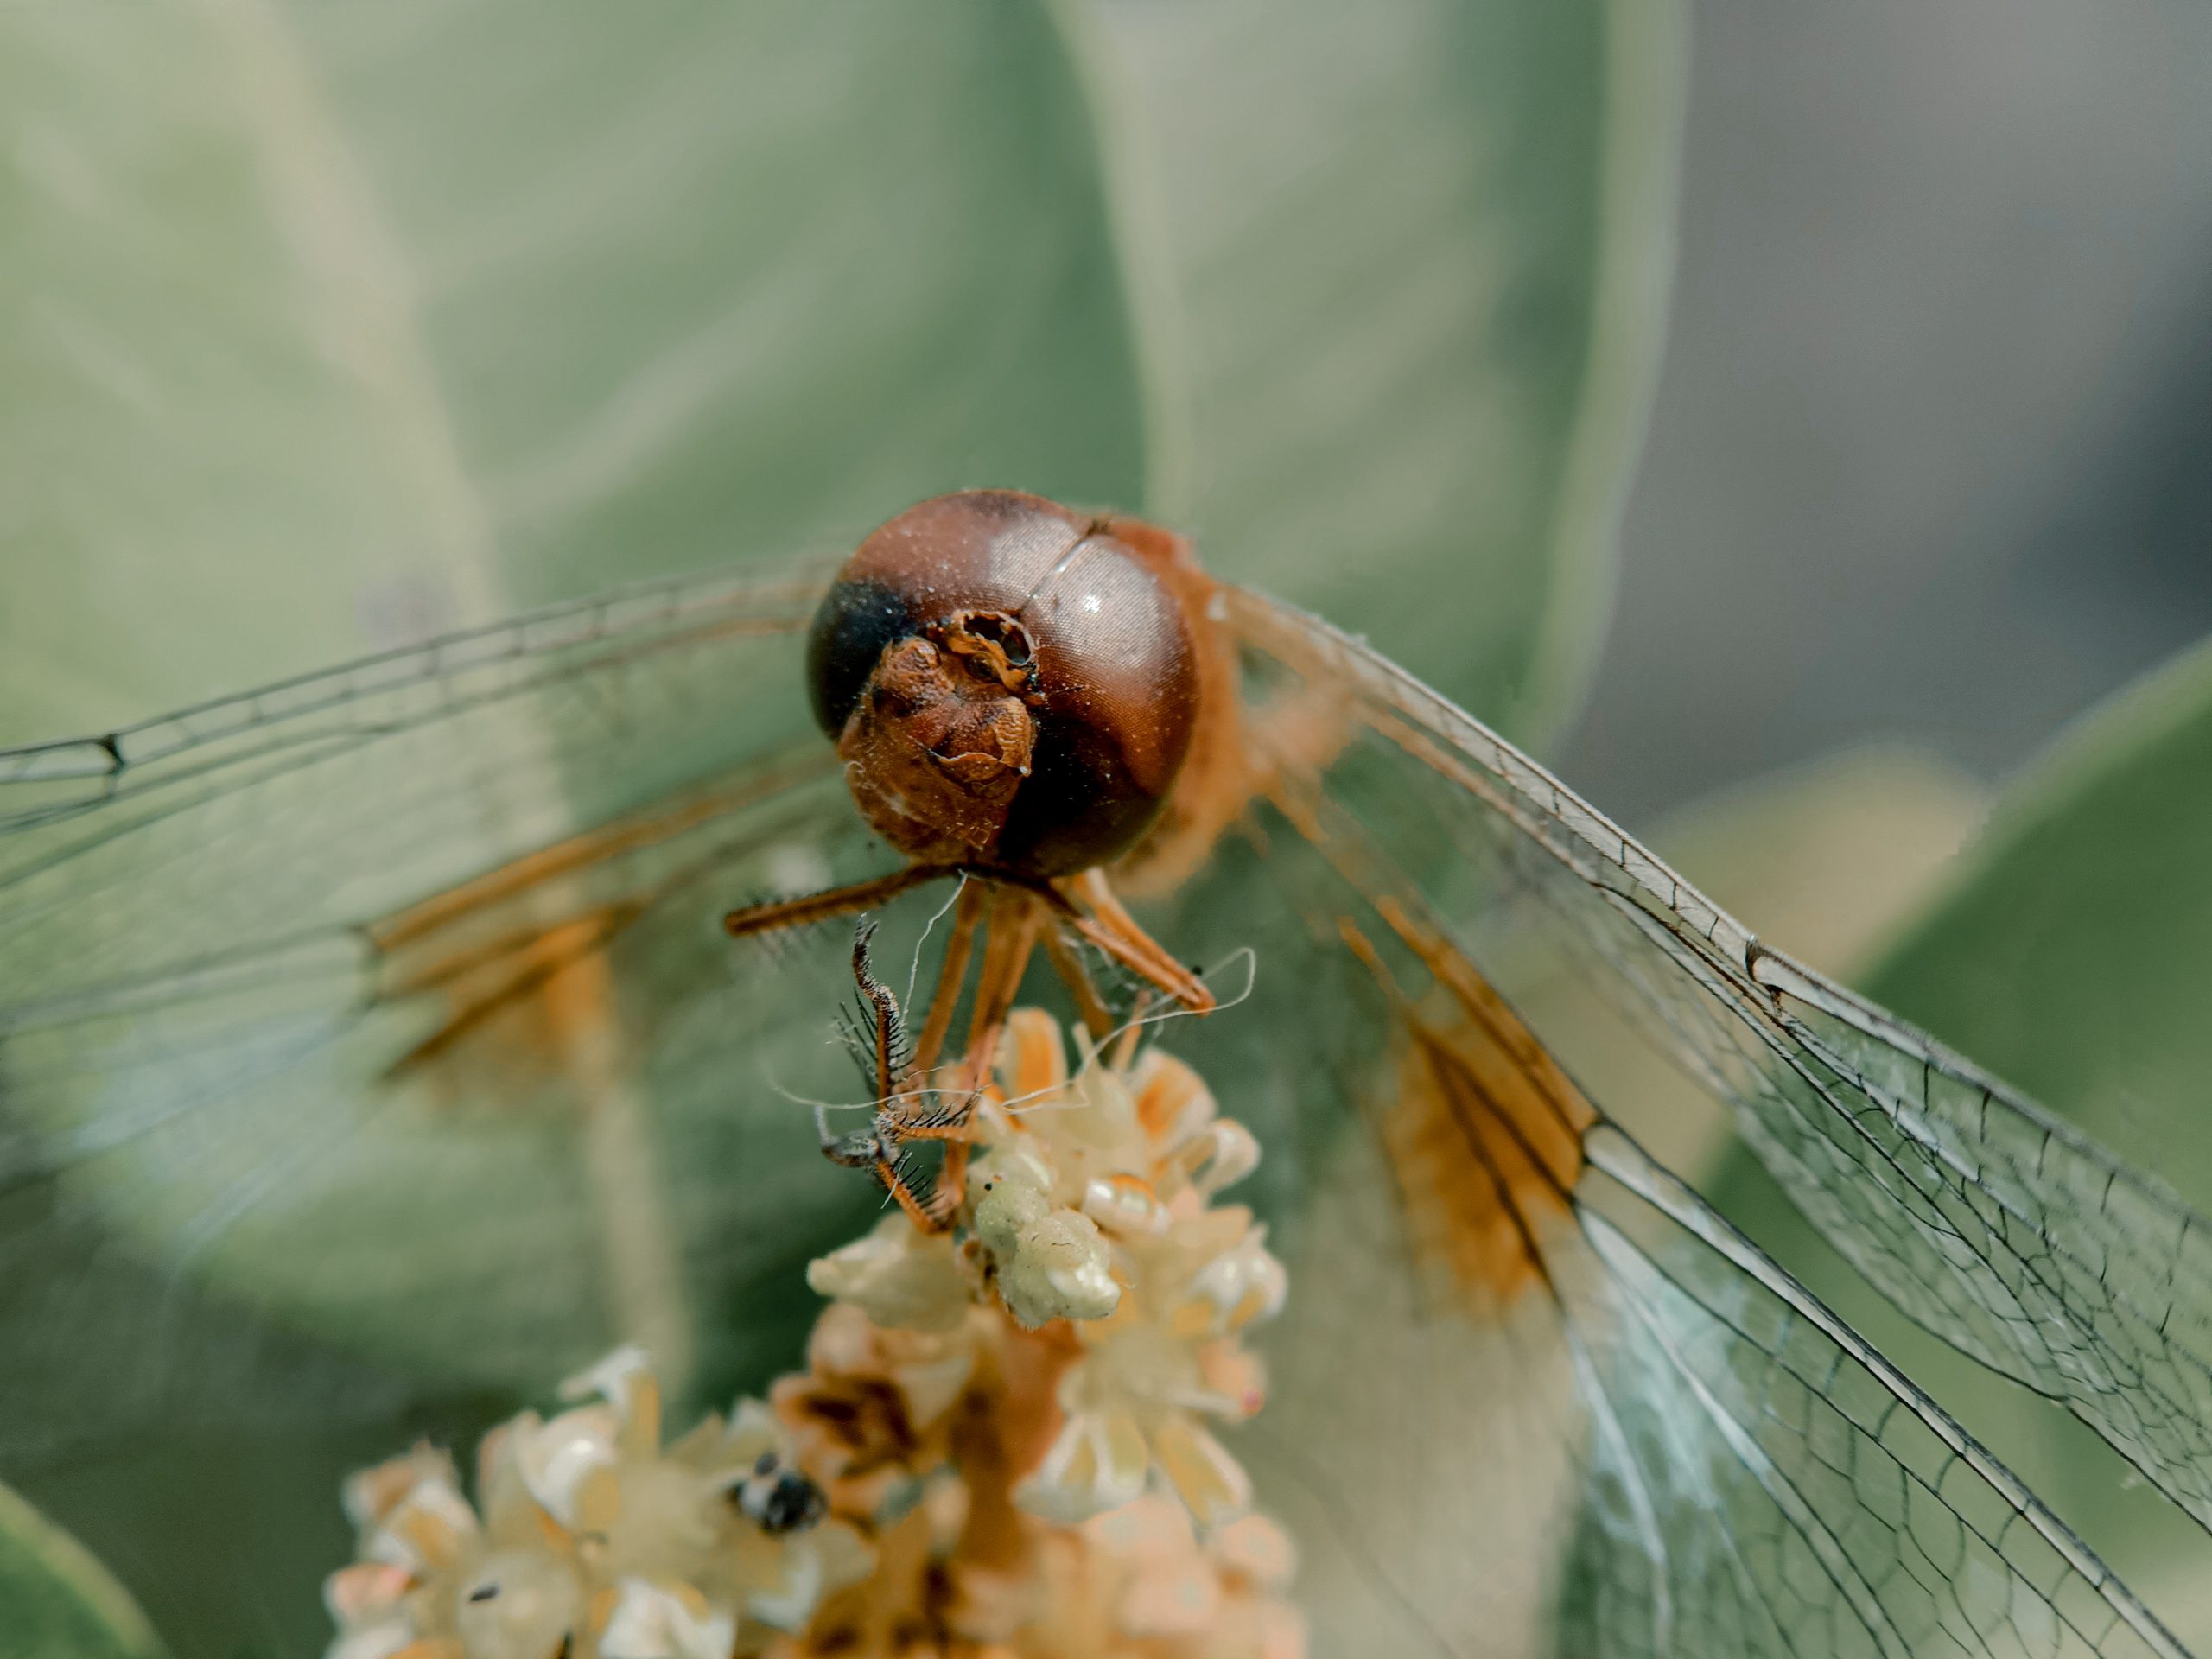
(805, 491, 1202, 878)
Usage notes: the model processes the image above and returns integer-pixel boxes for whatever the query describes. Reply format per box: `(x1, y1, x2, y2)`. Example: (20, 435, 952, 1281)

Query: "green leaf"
(0, 0, 1148, 745)
(0, 0, 1675, 1370)
(0, 6, 1147, 1649)
(1085, 0, 1683, 735)
(0, 4, 1680, 1646)
(1863, 636, 2212, 1204)
(0, 1479, 162, 1659)
(3, 0, 1680, 753)
(0, 1173, 513, 1659)
(1854, 633, 2212, 1638)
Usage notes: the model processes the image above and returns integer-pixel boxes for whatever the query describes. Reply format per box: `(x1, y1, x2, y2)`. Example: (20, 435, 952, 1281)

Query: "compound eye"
(808, 578, 912, 737)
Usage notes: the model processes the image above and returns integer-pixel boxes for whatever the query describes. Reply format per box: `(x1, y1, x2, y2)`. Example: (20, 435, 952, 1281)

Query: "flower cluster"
(963, 1010, 1285, 1531)
(322, 1011, 1300, 1658)
(324, 1347, 869, 1659)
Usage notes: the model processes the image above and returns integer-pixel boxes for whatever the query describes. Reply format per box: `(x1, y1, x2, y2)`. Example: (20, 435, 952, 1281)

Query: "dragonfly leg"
(965, 887, 1045, 1057)
(785, 868, 1187, 1226)
(722, 864, 952, 939)
(1051, 868, 1215, 1015)
(817, 888, 1010, 1230)
(929, 889, 1043, 1205)
(1108, 992, 1157, 1071)
(888, 1102, 982, 1146)
(1039, 923, 1116, 1042)
(881, 1083, 983, 1232)
(875, 1154, 946, 1233)
(911, 878, 988, 1076)
(829, 1090, 960, 1234)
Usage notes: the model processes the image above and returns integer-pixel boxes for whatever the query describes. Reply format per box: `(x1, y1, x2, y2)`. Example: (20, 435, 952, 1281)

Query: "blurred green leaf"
(0, 1479, 162, 1659)
(1854, 630, 2212, 1644)
(1648, 745, 1988, 974)
(0, 0, 1681, 747)
(1088, 0, 1682, 734)
(1864, 636, 2212, 1201)
(0, 1191, 511, 1659)
(0, 0, 1669, 1375)
(0, 6, 1145, 1651)
(1697, 639, 2212, 1244)
(0, 4, 1678, 1651)
(0, 0, 1149, 745)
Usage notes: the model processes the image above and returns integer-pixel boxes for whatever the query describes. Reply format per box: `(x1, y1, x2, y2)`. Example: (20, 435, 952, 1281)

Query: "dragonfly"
(2, 492, 2209, 1658)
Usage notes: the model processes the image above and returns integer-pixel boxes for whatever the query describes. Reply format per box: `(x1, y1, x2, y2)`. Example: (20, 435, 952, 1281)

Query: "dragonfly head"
(806, 491, 1204, 877)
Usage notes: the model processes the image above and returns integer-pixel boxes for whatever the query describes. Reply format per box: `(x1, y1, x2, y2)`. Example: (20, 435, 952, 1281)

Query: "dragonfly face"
(728, 492, 1223, 1030)
(0, 505, 2204, 1656)
(804, 489, 1205, 878)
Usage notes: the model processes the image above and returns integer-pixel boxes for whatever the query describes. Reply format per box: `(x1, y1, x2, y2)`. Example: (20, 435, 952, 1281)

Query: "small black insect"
(731, 1453, 828, 1535)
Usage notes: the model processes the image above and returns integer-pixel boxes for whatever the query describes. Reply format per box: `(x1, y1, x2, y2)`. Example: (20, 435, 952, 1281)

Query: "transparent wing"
(1564, 1128, 2174, 1659)
(1192, 587, 2212, 1641)
(0, 565, 918, 1452)
(1134, 625, 2179, 1656)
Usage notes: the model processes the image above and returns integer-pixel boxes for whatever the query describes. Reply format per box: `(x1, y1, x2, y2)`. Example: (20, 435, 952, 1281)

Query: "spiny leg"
(874, 1154, 943, 1233)
(822, 925, 903, 1180)
(848, 920, 906, 1103)
(814, 1103, 883, 1171)
(824, 921, 948, 1232)
(779, 867, 1199, 1229)
(876, 1077, 988, 1235)
(833, 910, 991, 1235)
(813, 1092, 929, 1230)
(1053, 868, 1215, 1015)
(723, 864, 951, 940)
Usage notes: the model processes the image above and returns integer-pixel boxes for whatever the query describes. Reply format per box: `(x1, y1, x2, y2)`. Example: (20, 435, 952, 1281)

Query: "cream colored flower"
(952, 1012, 1286, 1531)
(598, 1578, 734, 1659)
(806, 1212, 972, 1333)
(1014, 1497, 1306, 1658)
(969, 1140, 1122, 1327)
(327, 1007, 1300, 1658)
(321, 1350, 864, 1659)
